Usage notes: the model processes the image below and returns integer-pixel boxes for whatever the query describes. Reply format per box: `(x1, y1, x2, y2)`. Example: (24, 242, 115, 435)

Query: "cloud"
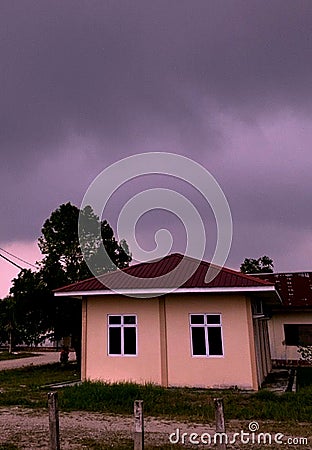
(1, 0, 312, 164)
(0, 240, 41, 298)
(1, 0, 312, 295)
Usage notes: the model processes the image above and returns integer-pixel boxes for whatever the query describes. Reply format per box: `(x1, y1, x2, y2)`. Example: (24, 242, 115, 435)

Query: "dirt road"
(0, 407, 216, 449)
(0, 352, 76, 370)
(0, 407, 310, 449)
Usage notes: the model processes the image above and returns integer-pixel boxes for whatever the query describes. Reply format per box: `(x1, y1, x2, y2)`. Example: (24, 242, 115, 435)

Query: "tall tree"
(0, 296, 18, 352)
(240, 255, 274, 274)
(38, 203, 92, 284)
(10, 269, 53, 346)
(3, 202, 131, 355)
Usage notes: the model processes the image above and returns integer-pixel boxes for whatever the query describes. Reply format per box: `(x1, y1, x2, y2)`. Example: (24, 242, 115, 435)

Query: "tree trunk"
(8, 326, 13, 354)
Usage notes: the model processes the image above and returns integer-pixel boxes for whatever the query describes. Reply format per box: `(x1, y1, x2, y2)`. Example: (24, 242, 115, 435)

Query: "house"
(257, 272, 312, 366)
(54, 253, 280, 390)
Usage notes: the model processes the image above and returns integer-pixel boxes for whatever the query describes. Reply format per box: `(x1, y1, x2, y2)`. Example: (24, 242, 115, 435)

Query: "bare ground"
(0, 407, 311, 449)
(0, 352, 75, 371)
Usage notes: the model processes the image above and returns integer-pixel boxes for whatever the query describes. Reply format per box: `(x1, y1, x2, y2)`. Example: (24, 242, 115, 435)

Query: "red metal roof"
(256, 272, 312, 308)
(54, 253, 273, 294)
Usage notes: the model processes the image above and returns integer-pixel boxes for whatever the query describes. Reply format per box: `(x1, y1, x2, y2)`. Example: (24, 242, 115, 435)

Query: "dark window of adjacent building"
(284, 324, 312, 346)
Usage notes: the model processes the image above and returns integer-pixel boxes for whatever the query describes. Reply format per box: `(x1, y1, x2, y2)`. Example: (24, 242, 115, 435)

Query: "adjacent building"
(257, 272, 312, 366)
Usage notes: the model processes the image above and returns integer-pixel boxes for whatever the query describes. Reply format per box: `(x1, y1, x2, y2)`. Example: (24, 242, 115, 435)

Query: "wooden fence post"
(48, 391, 60, 450)
(214, 398, 226, 450)
(134, 400, 144, 450)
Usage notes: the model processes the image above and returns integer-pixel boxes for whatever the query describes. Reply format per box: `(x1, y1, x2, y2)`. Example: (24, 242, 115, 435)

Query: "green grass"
(60, 381, 213, 419)
(0, 351, 39, 361)
(58, 380, 312, 422)
(0, 364, 311, 422)
(0, 362, 80, 408)
(0, 445, 19, 450)
(296, 366, 312, 390)
(225, 387, 312, 421)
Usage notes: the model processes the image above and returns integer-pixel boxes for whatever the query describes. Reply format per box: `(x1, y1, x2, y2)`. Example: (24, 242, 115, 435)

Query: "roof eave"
(54, 285, 277, 298)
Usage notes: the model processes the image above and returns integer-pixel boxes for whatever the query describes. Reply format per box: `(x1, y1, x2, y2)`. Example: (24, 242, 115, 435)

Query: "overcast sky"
(1, 0, 312, 297)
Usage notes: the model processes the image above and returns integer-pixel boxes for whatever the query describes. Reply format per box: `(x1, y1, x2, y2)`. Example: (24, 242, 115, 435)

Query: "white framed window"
(190, 314, 224, 357)
(108, 314, 137, 356)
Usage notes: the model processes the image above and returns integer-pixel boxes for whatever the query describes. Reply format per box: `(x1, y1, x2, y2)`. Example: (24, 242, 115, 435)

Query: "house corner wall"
(159, 296, 168, 387)
(81, 297, 87, 381)
(246, 298, 260, 390)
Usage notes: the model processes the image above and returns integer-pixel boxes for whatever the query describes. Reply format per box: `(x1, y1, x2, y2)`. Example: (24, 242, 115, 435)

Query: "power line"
(0, 252, 23, 270)
(0, 246, 37, 269)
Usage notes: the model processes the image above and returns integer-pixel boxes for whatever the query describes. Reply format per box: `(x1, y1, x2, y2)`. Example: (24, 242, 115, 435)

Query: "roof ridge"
(164, 253, 273, 286)
(54, 253, 274, 292)
(257, 270, 312, 276)
(215, 265, 274, 285)
(54, 254, 177, 292)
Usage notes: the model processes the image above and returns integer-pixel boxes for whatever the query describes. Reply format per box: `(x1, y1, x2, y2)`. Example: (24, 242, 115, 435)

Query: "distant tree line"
(240, 255, 274, 274)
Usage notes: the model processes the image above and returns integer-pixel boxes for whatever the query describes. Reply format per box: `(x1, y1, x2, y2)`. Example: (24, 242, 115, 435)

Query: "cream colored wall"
(85, 296, 162, 384)
(165, 294, 258, 390)
(84, 293, 258, 390)
(269, 311, 312, 361)
(81, 298, 87, 381)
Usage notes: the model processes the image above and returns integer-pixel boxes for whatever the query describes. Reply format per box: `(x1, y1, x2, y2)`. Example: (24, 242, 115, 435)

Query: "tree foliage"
(240, 255, 274, 274)
(38, 203, 94, 284)
(297, 345, 312, 364)
(9, 269, 54, 346)
(0, 202, 131, 349)
(0, 296, 17, 349)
